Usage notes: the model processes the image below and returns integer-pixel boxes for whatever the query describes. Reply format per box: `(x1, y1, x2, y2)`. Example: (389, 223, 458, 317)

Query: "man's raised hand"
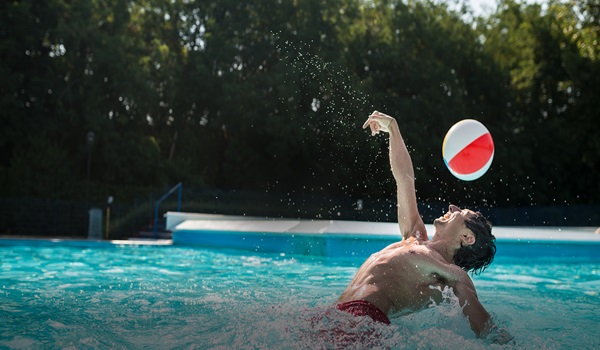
(362, 111, 395, 136)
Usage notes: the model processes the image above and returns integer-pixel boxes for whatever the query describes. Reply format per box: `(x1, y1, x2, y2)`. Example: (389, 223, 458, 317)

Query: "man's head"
(453, 210, 496, 275)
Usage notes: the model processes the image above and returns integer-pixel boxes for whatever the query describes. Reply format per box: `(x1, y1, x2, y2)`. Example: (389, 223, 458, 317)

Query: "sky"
(470, 0, 498, 15)
(469, 0, 548, 16)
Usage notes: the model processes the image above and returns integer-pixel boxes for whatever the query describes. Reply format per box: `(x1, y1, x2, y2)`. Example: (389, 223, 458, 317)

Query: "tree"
(478, 0, 599, 206)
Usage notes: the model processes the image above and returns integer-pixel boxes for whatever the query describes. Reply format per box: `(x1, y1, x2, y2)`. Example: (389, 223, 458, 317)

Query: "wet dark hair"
(453, 212, 496, 275)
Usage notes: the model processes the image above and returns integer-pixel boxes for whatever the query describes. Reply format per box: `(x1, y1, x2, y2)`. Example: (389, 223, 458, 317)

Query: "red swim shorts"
(336, 300, 391, 325)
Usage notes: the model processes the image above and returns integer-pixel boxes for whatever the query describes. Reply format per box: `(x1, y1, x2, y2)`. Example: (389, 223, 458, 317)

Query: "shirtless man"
(336, 111, 507, 342)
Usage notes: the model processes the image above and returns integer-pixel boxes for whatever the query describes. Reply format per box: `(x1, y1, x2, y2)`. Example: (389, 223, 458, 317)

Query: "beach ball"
(442, 119, 494, 181)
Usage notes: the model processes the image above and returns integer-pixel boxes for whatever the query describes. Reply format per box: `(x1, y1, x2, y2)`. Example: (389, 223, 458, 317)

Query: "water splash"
(274, 36, 392, 200)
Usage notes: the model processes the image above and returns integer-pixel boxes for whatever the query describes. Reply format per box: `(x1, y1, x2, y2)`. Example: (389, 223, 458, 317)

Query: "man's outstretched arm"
(453, 277, 491, 337)
(362, 111, 427, 240)
(453, 274, 514, 344)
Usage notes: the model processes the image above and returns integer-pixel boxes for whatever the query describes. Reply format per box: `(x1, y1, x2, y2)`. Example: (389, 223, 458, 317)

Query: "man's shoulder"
(418, 249, 471, 282)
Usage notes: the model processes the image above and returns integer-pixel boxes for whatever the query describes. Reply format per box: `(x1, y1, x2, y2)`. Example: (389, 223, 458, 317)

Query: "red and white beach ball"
(442, 119, 494, 181)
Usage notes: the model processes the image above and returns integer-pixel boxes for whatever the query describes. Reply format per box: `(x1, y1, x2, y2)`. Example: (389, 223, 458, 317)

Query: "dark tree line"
(1, 0, 598, 224)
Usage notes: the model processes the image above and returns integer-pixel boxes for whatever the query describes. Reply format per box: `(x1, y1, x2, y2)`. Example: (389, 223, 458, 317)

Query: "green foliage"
(0, 0, 597, 215)
(6, 135, 76, 198)
(476, 0, 599, 205)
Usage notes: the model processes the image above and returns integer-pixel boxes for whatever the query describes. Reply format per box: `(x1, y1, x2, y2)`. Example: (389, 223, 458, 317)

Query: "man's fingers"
(368, 114, 387, 124)
(370, 111, 386, 118)
(363, 116, 380, 130)
(363, 111, 391, 134)
(372, 121, 381, 135)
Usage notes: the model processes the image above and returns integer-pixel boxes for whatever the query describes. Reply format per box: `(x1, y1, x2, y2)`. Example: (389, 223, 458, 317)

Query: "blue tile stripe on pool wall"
(172, 230, 600, 258)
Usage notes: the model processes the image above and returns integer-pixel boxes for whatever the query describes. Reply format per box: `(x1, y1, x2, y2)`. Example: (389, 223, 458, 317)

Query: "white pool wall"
(167, 211, 600, 243)
(167, 212, 600, 258)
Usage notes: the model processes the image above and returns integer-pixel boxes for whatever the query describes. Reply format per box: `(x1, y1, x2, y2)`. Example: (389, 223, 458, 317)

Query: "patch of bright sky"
(468, 0, 549, 16)
(469, 0, 498, 15)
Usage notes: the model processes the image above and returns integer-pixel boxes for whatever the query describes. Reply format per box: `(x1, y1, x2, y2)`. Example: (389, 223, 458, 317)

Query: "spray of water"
(274, 35, 396, 218)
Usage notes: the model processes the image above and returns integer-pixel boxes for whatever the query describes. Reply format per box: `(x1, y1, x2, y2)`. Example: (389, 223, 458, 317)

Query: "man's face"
(433, 204, 477, 236)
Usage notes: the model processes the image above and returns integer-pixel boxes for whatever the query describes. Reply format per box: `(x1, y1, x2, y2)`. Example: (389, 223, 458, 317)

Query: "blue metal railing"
(153, 182, 182, 238)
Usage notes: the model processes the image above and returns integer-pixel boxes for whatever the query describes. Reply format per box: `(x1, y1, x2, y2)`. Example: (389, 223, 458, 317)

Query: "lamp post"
(105, 195, 113, 240)
(85, 131, 95, 205)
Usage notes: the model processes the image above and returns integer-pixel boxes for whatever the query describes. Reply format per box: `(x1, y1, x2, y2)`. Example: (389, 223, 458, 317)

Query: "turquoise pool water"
(1, 239, 599, 349)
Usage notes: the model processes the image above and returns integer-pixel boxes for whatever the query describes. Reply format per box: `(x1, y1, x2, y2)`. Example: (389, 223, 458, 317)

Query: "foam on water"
(1, 242, 599, 349)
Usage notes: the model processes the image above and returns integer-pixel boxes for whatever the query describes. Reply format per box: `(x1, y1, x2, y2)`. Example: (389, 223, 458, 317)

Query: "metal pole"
(154, 203, 159, 239)
(105, 206, 110, 239)
(177, 183, 182, 212)
(86, 147, 91, 202)
(105, 196, 113, 240)
(85, 132, 95, 206)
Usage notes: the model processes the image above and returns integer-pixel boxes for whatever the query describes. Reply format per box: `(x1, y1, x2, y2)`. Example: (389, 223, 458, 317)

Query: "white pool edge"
(167, 211, 600, 244)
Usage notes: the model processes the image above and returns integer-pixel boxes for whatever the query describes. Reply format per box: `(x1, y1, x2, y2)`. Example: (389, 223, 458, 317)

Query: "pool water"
(1, 241, 599, 349)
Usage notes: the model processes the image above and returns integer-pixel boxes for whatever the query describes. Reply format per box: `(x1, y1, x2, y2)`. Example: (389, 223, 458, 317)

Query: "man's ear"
(460, 231, 476, 246)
